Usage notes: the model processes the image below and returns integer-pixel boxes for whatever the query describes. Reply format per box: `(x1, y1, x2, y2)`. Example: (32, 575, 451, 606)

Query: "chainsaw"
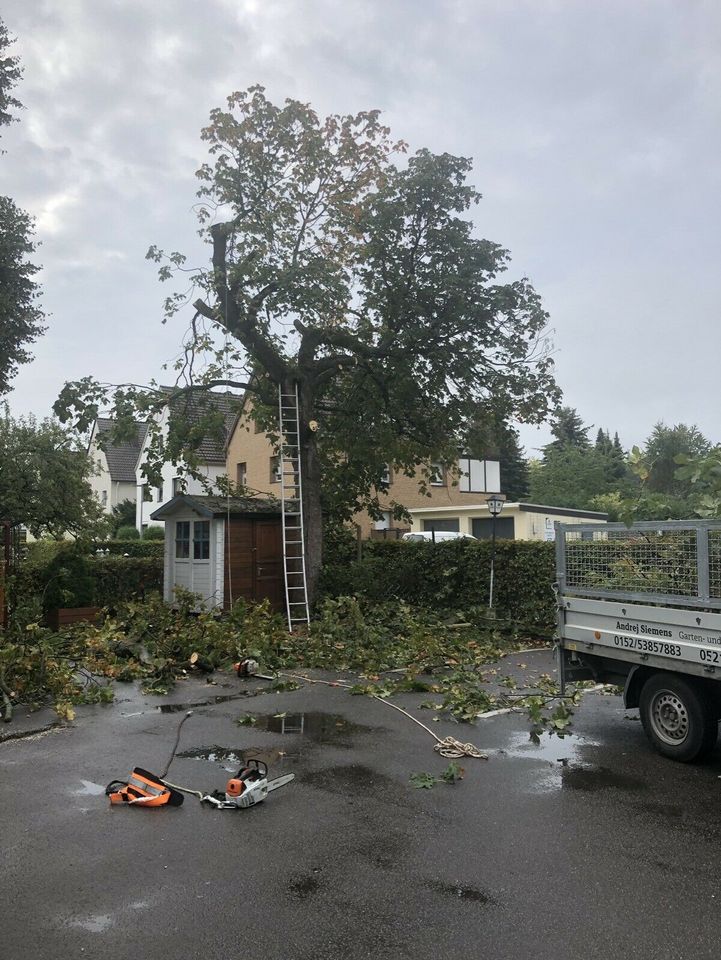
(201, 758, 294, 810)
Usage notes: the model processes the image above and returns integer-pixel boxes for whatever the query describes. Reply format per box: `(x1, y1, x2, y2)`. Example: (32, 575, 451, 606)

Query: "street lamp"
(486, 494, 505, 610)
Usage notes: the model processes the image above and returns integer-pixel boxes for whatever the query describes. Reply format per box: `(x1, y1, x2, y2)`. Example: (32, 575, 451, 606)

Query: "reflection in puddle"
(499, 731, 597, 765)
(177, 745, 295, 770)
(500, 731, 646, 794)
(238, 712, 365, 744)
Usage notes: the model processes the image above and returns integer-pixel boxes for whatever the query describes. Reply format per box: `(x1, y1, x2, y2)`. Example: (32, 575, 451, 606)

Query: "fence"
(556, 520, 721, 610)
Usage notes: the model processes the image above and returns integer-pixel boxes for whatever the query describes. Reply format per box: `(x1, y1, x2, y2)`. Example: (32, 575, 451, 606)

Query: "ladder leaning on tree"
(277, 383, 311, 631)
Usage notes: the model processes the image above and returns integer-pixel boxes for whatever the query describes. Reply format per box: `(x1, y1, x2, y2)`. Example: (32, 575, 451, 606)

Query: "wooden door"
(224, 517, 284, 612)
(252, 519, 284, 611)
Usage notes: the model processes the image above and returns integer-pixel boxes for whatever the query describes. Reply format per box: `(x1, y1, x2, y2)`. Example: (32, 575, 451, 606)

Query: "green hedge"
(13, 547, 163, 614)
(319, 538, 557, 632)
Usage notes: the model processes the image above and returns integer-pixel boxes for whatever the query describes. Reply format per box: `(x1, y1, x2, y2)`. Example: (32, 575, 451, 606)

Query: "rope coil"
(281, 673, 487, 760)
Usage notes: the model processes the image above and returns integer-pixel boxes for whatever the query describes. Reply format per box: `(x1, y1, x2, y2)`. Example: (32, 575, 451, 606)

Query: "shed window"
(193, 521, 210, 560)
(175, 521, 190, 559)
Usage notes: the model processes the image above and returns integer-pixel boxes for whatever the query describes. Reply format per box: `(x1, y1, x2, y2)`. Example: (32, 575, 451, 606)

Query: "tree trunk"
(296, 380, 323, 605)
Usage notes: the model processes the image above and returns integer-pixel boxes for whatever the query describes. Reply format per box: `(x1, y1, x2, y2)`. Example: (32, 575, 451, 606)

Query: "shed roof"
(150, 494, 282, 521)
(95, 419, 148, 482)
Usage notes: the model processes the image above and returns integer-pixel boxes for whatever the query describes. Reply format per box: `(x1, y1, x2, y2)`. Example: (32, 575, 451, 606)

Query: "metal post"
(485, 494, 504, 611)
(488, 511, 497, 610)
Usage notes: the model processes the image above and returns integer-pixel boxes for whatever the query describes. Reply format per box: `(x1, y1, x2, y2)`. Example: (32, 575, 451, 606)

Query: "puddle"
(429, 881, 497, 905)
(177, 745, 295, 770)
(501, 731, 647, 794)
(303, 763, 402, 800)
(561, 766, 647, 792)
(158, 693, 251, 713)
(238, 712, 365, 744)
(498, 731, 598, 765)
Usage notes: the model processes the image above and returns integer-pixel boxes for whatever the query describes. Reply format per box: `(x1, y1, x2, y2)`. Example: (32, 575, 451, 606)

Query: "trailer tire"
(639, 673, 718, 763)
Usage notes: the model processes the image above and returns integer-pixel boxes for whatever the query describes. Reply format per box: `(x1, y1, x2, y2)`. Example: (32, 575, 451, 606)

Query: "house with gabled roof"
(135, 392, 239, 533)
(87, 418, 148, 513)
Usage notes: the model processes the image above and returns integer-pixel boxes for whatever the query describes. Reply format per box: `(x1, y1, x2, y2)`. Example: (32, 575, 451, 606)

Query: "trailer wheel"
(639, 673, 718, 762)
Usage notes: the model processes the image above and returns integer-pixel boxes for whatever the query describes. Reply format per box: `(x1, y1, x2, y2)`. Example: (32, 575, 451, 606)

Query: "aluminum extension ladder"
(278, 383, 310, 631)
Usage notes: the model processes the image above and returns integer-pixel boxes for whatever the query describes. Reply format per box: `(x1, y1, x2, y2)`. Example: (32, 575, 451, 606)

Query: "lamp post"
(486, 494, 505, 610)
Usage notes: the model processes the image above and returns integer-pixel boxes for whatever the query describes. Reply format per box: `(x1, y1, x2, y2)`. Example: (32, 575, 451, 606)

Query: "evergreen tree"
(544, 406, 590, 457)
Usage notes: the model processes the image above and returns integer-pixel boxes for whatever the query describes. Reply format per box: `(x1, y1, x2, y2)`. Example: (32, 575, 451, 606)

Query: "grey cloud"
(2, 0, 721, 454)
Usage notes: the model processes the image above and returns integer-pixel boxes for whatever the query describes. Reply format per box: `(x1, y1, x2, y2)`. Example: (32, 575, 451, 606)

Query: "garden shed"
(150, 494, 284, 612)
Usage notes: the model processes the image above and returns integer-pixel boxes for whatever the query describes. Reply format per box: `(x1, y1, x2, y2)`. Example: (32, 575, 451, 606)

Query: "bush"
(91, 539, 164, 558)
(11, 544, 163, 616)
(116, 525, 140, 540)
(318, 538, 557, 633)
(142, 525, 166, 540)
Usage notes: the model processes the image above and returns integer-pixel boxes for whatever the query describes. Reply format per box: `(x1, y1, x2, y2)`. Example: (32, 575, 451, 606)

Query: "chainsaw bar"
(266, 773, 295, 793)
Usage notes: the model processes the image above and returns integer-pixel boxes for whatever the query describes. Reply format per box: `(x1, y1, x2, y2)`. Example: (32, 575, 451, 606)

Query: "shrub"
(11, 544, 163, 616)
(116, 525, 140, 540)
(142, 525, 166, 540)
(318, 538, 557, 633)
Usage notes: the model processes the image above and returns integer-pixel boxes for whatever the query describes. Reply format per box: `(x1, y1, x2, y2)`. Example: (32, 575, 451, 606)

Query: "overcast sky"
(3, 0, 721, 456)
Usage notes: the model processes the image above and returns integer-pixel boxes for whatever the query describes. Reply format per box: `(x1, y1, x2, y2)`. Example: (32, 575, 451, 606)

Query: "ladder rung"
(285, 540, 303, 544)
(289, 601, 308, 606)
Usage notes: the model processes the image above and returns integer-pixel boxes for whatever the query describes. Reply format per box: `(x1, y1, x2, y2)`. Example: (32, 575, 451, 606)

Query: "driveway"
(3, 649, 721, 960)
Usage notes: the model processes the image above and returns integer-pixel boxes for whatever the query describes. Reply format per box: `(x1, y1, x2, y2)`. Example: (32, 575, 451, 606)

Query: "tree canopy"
(56, 86, 560, 594)
(544, 405, 590, 455)
(0, 410, 106, 538)
(0, 19, 45, 395)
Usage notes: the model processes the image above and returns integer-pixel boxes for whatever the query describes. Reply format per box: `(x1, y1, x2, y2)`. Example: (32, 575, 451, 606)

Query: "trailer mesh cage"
(556, 521, 721, 610)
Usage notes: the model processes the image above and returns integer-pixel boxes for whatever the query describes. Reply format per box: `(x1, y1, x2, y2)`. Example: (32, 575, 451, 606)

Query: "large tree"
(544, 405, 590, 456)
(56, 87, 559, 597)
(0, 19, 45, 394)
(0, 410, 106, 538)
(644, 421, 710, 497)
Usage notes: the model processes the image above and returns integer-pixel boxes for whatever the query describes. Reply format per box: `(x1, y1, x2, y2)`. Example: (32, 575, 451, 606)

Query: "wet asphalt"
(3, 649, 721, 960)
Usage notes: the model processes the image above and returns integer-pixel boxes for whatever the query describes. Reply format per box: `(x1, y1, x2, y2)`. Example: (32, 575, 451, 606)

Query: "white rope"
(280, 672, 487, 760)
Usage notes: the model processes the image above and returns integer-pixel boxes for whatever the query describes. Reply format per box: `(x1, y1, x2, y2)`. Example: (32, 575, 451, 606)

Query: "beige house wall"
(226, 402, 281, 498)
(225, 399, 503, 536)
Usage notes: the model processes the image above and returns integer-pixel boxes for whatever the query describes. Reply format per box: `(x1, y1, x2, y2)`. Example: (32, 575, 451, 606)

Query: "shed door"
(253, 519, 284, 610)
(225, 517, 284, 611)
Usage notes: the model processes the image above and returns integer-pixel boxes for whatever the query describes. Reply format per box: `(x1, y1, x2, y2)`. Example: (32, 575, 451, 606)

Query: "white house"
(136, 393, 239, 533)
(87, 418, 148, 513)
(405, 501, 608, 540)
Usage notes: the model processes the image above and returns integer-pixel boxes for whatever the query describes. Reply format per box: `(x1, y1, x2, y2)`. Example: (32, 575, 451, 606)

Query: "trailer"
(556, 520, 721, 762)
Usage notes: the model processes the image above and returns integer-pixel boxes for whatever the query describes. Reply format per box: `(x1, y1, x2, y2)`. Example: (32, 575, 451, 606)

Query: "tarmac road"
(3, 649, 721, 960)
